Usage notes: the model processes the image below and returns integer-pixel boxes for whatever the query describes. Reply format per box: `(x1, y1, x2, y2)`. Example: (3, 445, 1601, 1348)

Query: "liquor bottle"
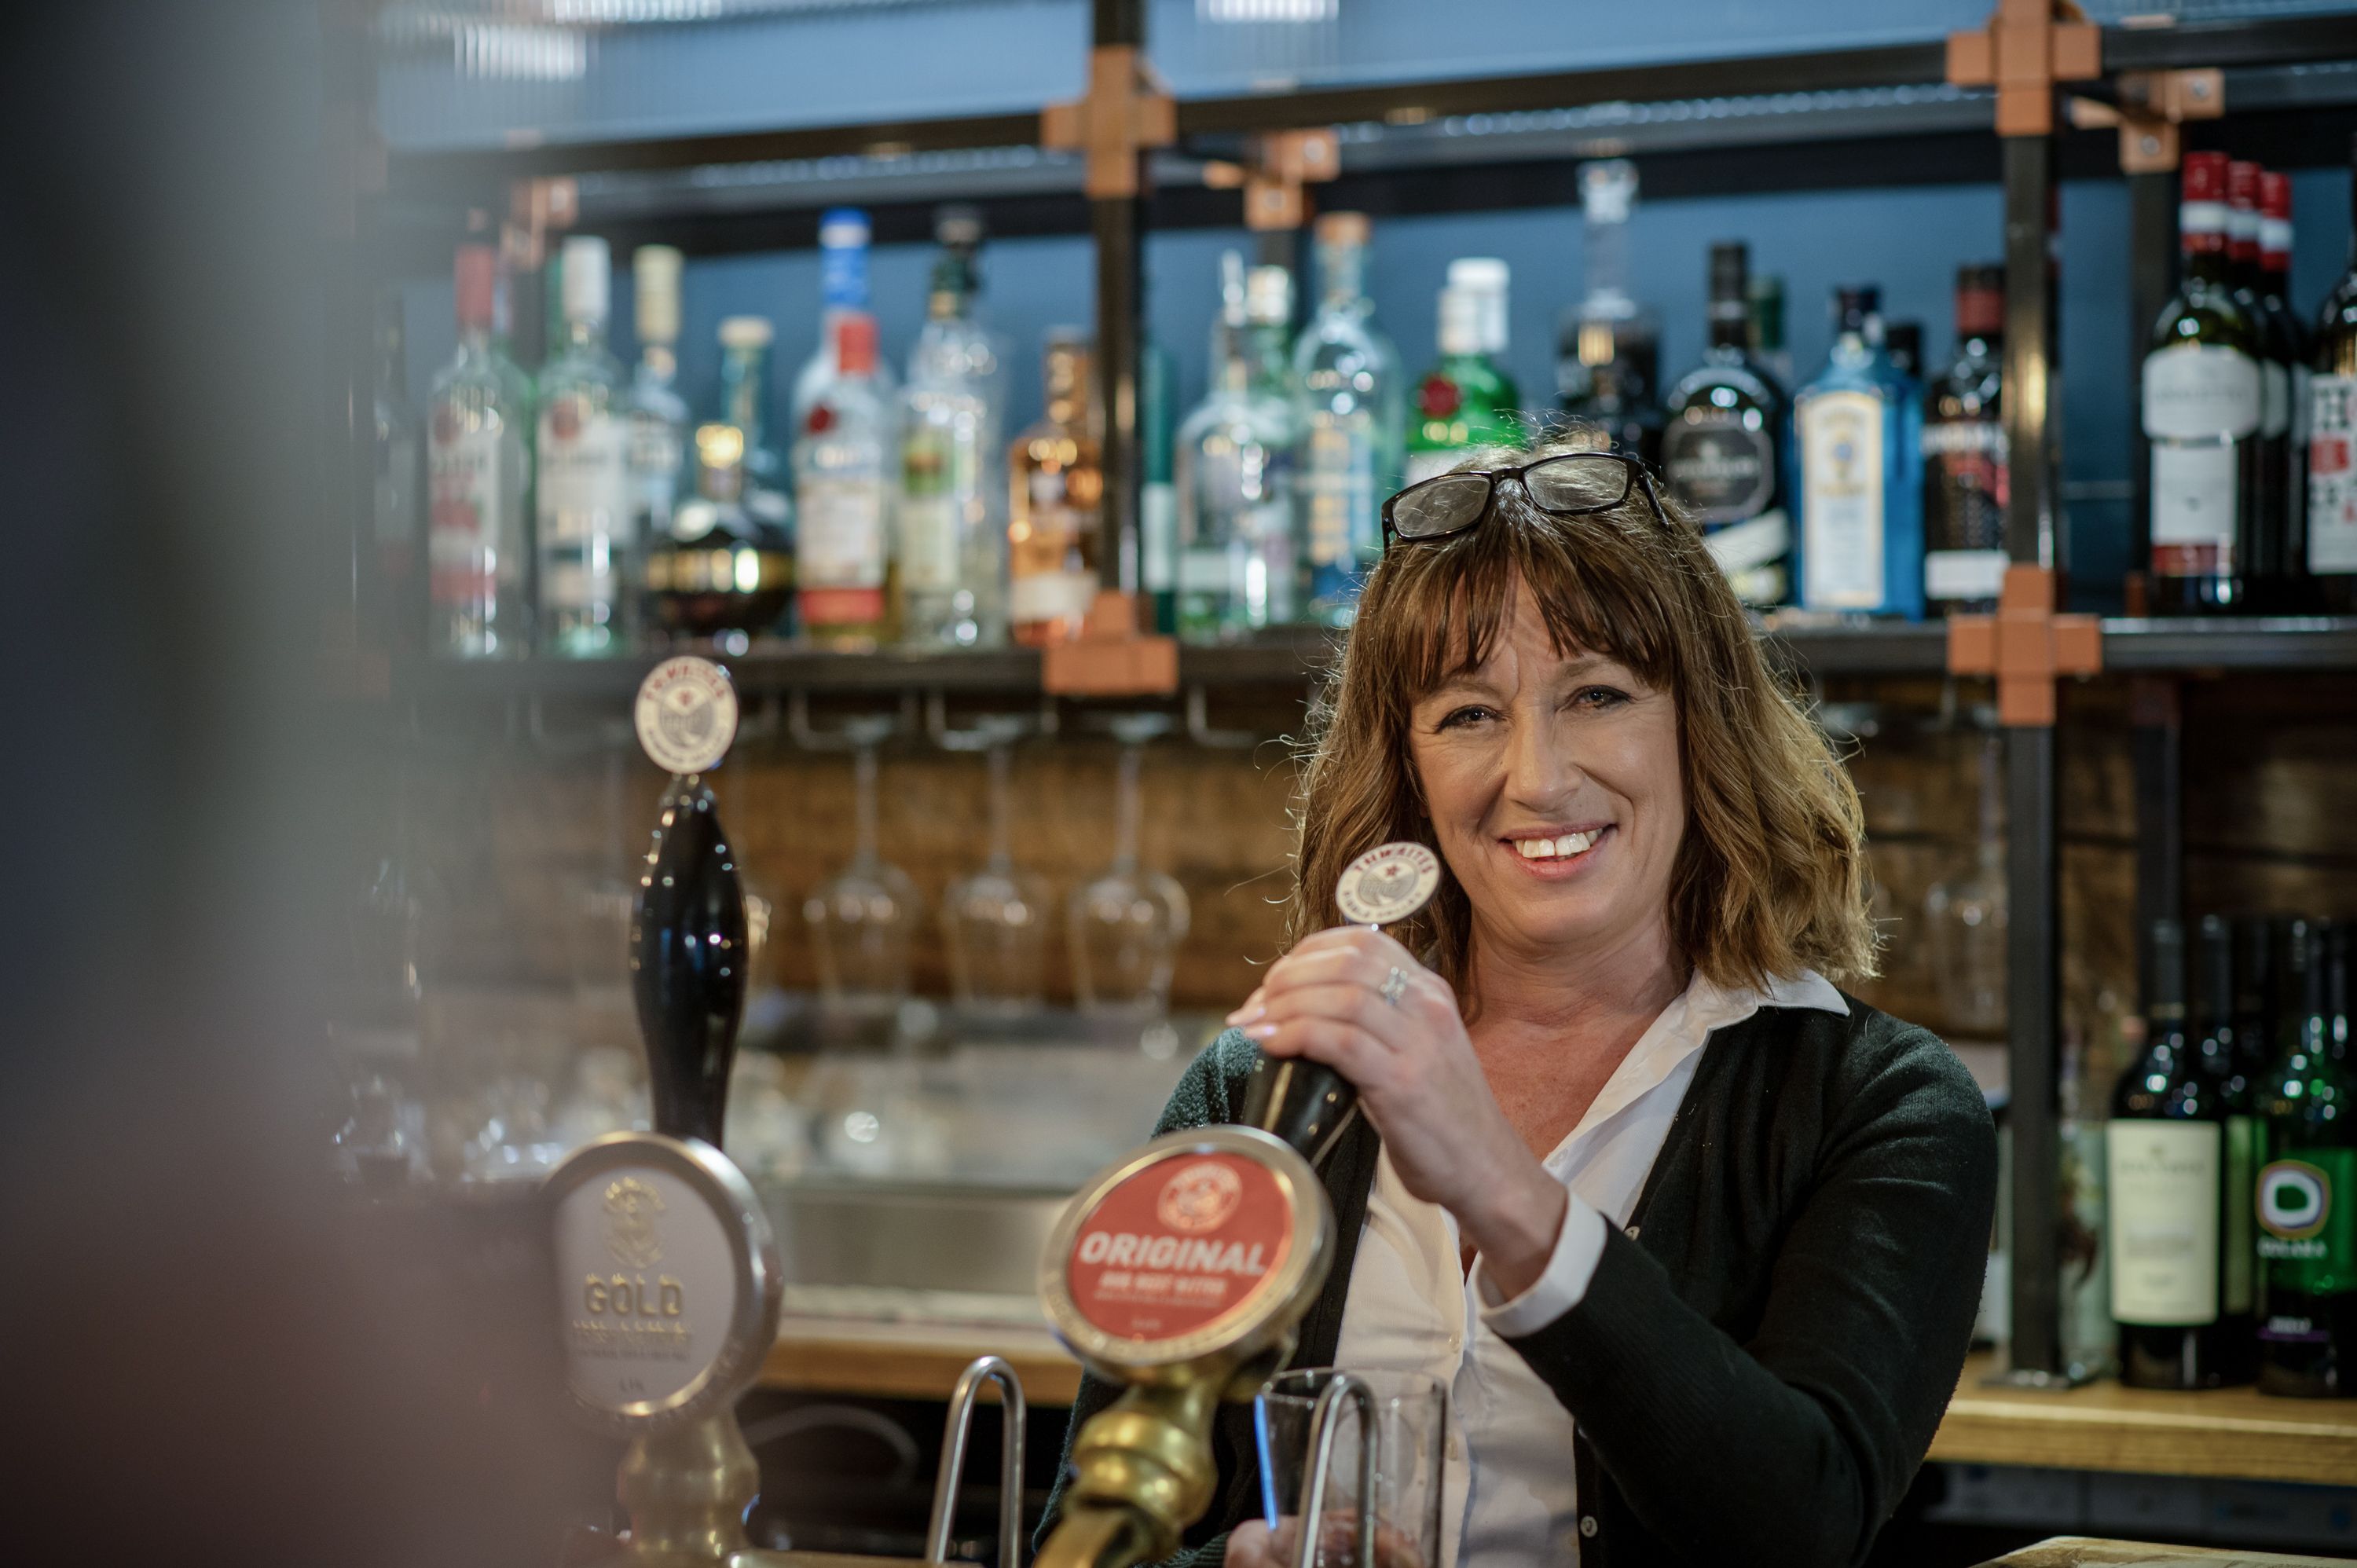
(1008, 330, 1103, 646)
(2109, 918, 2243, 1389)
(1662, 242, 1791, 608)
(794, 312, 894, 647)
(1923, 264, 2010, 616)
(2309, 134, 2357, 614)
(2256, 920, 2356, 1397)
(1748, 273, 1794, 389)
(2229, 160, 2298, 601)
(1882, 321, 1925, 384)
(427, 244, 533, 658)
(372, 291, 423, 652)
(717, 316, 793, 538)
(1176, 257, 1301, 639)
(644, 423, 794, 643)
(792, 207, 895, 431)
(2145, 151, 2265, 614)
(1406, 260, 1520, 485)
(1556, 159, 1662, 468)
(2236, 915, 2280, 1086)
(897, 207, 1009, 648)
(1793, 286, 1925, 618)
(536, 235, 632, 655)
(2193, 913, 2260, 1379)
(1294, 212, 1402, 627)
(2260, 171, 2312, 599)
(1140, 336, 1178, 634)
(625, 246, 691, 571)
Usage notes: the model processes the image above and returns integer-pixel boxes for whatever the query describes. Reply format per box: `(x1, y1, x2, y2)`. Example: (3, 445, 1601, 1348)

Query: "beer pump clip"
(1034, 844, 1439, 1568)
(545, 658, 1028, 1568)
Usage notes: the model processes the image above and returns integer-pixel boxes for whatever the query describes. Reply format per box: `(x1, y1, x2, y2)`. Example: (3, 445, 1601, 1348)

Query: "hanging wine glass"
(1925, 731, 2008, 1039)
(802, 714, 923, 1022)
(1069, 714, 1191, 1053)
(942, 718, 1052, 1020)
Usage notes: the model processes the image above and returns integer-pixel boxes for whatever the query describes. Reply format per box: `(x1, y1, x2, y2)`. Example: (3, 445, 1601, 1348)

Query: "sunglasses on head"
(1380, 452, 1667, 549)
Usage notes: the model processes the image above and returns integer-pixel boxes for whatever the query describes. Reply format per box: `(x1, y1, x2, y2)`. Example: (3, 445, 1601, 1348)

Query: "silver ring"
(1377, 965, 1409, 1009)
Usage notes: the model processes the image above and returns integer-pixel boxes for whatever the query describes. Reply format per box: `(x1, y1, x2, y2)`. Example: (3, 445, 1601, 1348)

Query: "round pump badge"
(635, 656, 739, 776)
(1043, 1125, 1331, 1376)
(1335, 841, 1441, 927)
(544, 1132, 781, 1433)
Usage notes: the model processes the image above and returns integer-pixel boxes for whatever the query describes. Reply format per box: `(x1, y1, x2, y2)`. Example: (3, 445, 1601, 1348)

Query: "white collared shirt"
(1329, 969, 1849, 1568)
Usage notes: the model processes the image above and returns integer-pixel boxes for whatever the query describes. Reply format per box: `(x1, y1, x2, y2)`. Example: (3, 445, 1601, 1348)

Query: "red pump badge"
(1066, 1150, 1296, 1346)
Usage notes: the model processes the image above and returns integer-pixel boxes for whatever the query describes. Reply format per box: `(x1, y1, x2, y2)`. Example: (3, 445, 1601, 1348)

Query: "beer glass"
(1255, 1368, 1446, 1568)
(804, 720, 922, 1013)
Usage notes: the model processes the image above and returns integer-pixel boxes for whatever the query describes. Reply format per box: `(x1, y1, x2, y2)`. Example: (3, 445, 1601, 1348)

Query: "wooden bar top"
(1978, 1537, 2355, 1566)
(761, 1323, 2357, 1486)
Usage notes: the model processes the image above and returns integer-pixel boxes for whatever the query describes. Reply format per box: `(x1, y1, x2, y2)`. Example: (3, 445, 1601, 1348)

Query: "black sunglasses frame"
(1379, 451, 1668, 550)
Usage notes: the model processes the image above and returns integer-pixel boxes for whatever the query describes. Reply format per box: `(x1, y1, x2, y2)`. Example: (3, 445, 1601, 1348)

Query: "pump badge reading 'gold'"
(634, 656, 738, 777)
(553, 1164, 739, 1412)
(1335, 841, 1441, 927)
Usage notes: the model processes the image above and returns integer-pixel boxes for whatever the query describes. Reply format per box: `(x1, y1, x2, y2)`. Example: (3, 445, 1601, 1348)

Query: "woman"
(1043, 440, 1997, 1568)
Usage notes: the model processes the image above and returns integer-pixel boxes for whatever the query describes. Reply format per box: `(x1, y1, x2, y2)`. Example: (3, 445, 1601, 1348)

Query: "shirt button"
(1623, 1224, 1640, 1239)
(1579, 1515, 1599, 1539)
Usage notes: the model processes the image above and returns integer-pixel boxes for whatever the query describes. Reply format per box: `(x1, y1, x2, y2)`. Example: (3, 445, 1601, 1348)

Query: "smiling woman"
(1038, 435, 1997, 1568)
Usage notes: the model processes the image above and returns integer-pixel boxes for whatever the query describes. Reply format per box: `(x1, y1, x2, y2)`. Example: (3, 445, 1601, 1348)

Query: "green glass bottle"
(1405, 260, 1522, 486)
(2192, 913, 2260, 1379)
(2108, 918, 2245, 1388)
(2255, 919, 2357, 1397)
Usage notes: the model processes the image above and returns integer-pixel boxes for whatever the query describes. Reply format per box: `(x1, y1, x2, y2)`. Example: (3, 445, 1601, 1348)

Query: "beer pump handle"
(1237, 1058, 1358, 1167)
(631, 777, 750, 1148)
(629, 658, 750, 1150)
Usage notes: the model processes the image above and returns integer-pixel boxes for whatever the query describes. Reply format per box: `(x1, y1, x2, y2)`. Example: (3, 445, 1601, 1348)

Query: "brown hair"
(1286, 434, 1877, 998)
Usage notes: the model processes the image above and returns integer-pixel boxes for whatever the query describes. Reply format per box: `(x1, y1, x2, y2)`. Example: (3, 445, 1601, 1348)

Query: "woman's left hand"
(1228, 926, 1568, 1295)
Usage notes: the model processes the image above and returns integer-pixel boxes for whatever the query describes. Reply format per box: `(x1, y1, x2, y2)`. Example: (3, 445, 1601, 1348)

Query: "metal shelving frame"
(340, 3, 2357, 1385)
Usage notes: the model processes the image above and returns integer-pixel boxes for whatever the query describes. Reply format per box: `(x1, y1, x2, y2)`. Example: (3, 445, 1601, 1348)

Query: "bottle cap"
(836, 311, 879, 376)
(1578, 159, 1638, 223)
(933, 203, 984, 251)
(717, 315, 773, 350)
(2226, 159, 2260, 211)
(633, 245, 683, 346)
(1833, 285, 1879, 334)
(635, 656, 739, 777)
(560, 235, 611, 324)
(1335, 841, 1442, 927)
(818, 207, 871, 249)
(1437, 285, 1484, 357)
(2225, 160, 2261, 256)
(1314, 211, 1370, 247)
(454, 244, 498, 329)
(1956, 263, 2004, 339)
(2181, 150, 2229, 204)
(1245, 265, 1294, 326)
(2259, 170, 2293, 261)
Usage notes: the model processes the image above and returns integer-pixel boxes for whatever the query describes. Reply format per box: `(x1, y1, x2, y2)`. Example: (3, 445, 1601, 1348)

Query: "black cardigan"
(1036, 994, 1998, 1568)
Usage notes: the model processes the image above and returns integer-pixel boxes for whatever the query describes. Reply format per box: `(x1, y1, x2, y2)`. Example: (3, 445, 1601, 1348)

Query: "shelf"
(751, 1327, 2357, 1488)
(388, 618, 2357, 710)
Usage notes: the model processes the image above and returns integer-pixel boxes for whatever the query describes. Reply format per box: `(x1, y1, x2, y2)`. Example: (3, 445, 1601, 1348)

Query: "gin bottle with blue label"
(1793, 286, 1925, 618)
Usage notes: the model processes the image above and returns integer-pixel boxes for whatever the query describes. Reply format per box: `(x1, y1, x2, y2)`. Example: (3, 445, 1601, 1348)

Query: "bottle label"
(2150, 442, 2239, 574)
(2261, 361, 2290, 440)
(1141, 482, 1177, 593)
(1663, 412, 1775, 524)
(2143, 344, 2261, 441)
(538, 402, 631, 611)
(2311, 375, 2357, 573)
(1303, 423, 1376, 569)
(1798, 389, 1886, 610)
(1702, 510, 1791, 607)
(2227, 1114, 2255, 1315)
(895, 493, 959, 593)
(797, 476, 886, 624)
(1925, 549, 2009, 604)
(2258, 1149, 2356, 1299)
(427, 424, 522, 606)
(2108, 1119, 2223, 1326)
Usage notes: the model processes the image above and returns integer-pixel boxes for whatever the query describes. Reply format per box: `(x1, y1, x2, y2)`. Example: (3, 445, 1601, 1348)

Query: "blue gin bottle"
(1792, 286, 1926, 618)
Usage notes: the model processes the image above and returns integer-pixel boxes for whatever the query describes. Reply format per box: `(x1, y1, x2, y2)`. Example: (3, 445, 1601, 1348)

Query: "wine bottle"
(2145, 152, 2265, 614)
(2256, 920, 2357, 1398)
(2109, 918, 2243, 1388)
(2227, 160, 2295, 601)
(1923, 265, 2009, 616)
(2310, 134, 2357, 614)
(2192, 913, 2260, 1379)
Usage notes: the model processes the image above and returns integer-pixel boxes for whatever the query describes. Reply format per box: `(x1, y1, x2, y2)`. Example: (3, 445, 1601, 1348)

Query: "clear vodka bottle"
(535, 235, 632, 654)
(1176, 255, 1302, 639)
(427, 243, 533, 657)
(897, 207, 1009, 647)
(1294, 211, 1402, 626)
(624, 245, 691, 577)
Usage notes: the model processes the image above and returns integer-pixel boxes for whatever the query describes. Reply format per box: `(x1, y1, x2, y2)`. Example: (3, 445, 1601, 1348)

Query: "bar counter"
(759, 1321, 2357, 1487)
